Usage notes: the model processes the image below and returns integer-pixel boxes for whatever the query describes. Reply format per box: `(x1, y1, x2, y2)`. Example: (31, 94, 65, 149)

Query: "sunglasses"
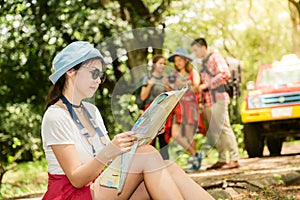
(91, 68, 105, 81)
(81, 67, 106, 81)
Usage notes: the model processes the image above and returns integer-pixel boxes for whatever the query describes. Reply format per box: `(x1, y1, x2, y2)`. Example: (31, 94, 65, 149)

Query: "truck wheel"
(244, 123, 264, 158)
(266, 137, 283, 156)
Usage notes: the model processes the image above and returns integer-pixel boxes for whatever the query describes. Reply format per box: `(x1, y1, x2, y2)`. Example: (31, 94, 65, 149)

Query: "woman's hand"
(162, 77, 168, 85)
(111, 131, 138, 153)
(95, 131, 137, 165)
(141, 77, 156, 101)
(147, 77, 156, 86)
(198, 83, 208, 93)
(175, 77, 188, 89)
(162, 77, 173, 91)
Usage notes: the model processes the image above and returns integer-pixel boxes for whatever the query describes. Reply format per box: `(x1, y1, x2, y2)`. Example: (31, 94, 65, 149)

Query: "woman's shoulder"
(44, 105, 68, 117)
(43, 105, 70, 122)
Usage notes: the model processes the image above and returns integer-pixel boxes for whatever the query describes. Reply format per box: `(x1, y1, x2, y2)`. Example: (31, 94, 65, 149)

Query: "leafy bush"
(0, 159, 47, 199)
(0, 103, 43, 186)
(110, 93, 142, 134)
(232, 123, 244, 149)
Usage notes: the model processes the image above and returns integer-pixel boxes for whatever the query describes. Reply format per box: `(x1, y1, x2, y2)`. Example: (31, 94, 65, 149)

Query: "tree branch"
(152, 0, 171, 22)
(288, 0, 300, 15)
(118, 0, 151, 19)
(248, 0, 257, 25)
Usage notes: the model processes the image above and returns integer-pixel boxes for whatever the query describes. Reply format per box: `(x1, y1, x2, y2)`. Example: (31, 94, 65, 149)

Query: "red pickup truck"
(241, 54, 300, 157)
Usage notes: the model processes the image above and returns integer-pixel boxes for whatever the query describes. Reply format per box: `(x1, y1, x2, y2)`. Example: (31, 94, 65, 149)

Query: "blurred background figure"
(168, 48, 204, 172)
(191, 38, 239, 170)
(140, 54, 171, 159)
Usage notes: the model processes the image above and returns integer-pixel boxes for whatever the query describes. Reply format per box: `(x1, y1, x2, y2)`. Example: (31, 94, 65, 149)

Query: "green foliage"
(232, 123, 245, 149)
(166, 0, 294, 98)
(168, 138, 190, 167)
(228, 98, 242, 124)
(0, 103, 43, 168)
(110, 93, 142, 134)
(0, 0, 299, 196)
(256, 186, 296, 200)
(0, 159, 47, 199)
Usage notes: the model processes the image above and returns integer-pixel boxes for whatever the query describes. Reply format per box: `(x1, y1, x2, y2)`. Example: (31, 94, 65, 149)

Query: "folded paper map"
(99, 86, 188, 193)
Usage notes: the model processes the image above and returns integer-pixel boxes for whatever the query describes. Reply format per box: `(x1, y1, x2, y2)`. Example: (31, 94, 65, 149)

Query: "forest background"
(0, 0, 299, 198)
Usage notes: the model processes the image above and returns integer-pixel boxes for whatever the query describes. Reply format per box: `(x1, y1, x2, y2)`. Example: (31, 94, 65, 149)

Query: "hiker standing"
(167, 48, 204, 173)
(191, 38, 239, 170)
(140, 54, 170, 159)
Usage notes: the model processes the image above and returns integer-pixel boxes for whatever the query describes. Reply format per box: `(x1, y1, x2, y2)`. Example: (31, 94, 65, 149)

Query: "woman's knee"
(164, 160, 175, 167)
(132, 145, 167, 172)
(136, 144, 157, 154)
(164, 160, 185, 176)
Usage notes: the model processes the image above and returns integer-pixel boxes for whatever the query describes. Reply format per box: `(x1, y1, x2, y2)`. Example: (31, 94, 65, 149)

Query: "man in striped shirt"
(191, 38, 239, 170)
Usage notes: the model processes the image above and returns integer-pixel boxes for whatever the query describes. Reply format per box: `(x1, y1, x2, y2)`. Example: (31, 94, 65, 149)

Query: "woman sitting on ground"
(41, 41, 214, 200)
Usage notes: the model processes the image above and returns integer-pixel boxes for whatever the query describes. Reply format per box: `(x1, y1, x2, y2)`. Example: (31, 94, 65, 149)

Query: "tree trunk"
(122, 27, 165, 83)
(0, 165, 6, 188)
(117, 0, 169, 83)
(288, 0, 300, 19)
(289, 1, 300, 56)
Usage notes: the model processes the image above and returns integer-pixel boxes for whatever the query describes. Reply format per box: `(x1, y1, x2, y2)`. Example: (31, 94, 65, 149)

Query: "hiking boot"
(185, 154, 202, 173)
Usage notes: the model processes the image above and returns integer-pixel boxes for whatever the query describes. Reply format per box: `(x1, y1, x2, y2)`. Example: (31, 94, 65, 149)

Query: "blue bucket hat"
(49, 41, 104, 84)
(168, 48, 193, 63)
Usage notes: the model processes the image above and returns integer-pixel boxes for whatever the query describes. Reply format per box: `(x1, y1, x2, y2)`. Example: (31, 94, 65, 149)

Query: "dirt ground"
(8, 142, 300, 200)
(190, 142, 300, 199)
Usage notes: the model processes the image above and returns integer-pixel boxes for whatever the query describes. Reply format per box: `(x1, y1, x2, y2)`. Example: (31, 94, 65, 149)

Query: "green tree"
(288, 0, 300, 56)
(165, 0, 295, 123)
(0, 0, 171, 187)
(0, 0, 298, 189)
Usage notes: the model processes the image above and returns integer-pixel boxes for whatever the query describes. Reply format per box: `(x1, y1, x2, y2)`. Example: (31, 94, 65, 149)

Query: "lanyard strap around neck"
(60, 95, 105, 155)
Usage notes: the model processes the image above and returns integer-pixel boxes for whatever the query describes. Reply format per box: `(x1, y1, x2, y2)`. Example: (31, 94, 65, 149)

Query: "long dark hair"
(45, 63, 81, 109)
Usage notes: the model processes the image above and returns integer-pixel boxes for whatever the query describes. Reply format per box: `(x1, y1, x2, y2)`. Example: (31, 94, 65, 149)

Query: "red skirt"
(173, 92, 198, 124)
(42, 173, 92, 200)
(173, 92, 207, 135)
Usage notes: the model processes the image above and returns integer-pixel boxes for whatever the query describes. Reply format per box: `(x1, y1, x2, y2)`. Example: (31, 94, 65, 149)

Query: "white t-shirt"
(41, 102, 110, 174)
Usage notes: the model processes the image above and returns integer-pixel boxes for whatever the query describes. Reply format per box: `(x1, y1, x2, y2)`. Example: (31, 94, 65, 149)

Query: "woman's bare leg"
(130, 160, 215, 200)
(92, 145, 183, 200)
(165, 160, 214, 200)
(185, 124, 197, 156)
(129, 182, 150, 200)
(172, 123, 195, 155)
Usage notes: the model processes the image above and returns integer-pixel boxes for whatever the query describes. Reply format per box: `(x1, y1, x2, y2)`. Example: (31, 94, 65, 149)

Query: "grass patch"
(0, 159, 48, 199)
(254, 186, 297, 200)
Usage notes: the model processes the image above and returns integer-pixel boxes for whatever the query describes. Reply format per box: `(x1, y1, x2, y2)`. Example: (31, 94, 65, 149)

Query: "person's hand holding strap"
(198, 83, 209, 93)
(95, 131, 137, 165)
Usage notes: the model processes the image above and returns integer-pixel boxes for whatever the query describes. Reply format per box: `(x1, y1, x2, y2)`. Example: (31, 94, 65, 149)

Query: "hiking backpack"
(134, 73, 152, 109)
(224, 56, 242, 99)
(201, 53, 242, 99)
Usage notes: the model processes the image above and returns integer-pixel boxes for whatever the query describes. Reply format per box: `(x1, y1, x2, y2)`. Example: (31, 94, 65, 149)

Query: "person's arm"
(162, 77, 172, 91)
(52, 131, 136, 189)
(209, 54, 230, 89)
(189, 69, 200, 93)
(198, 80, 208, 91)
(140, 77, 155, 101)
